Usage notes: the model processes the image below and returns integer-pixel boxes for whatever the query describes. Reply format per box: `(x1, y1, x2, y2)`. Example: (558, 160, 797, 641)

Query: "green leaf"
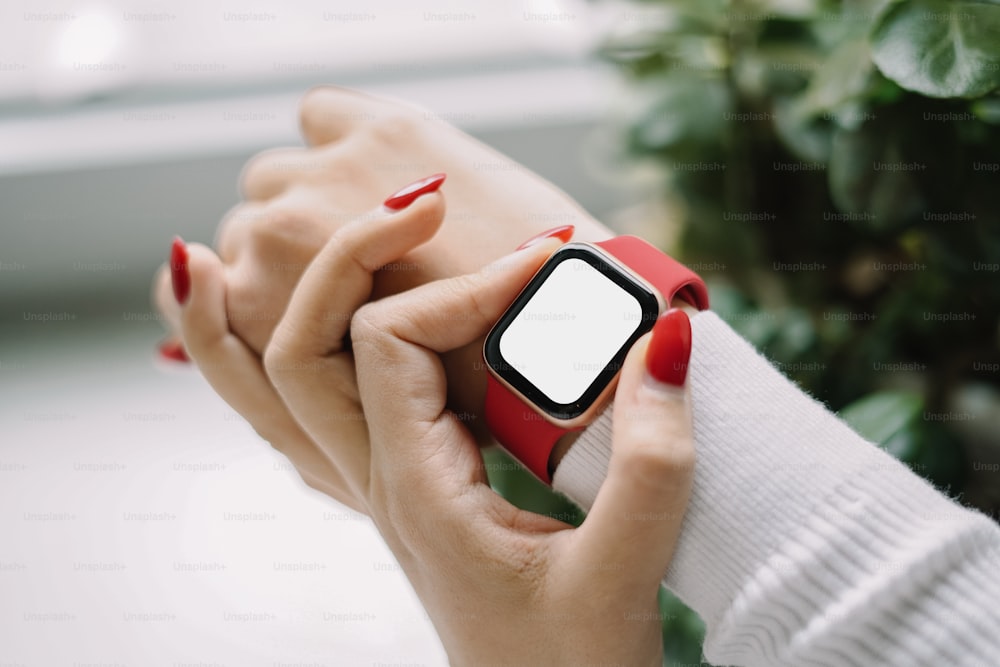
(771, 307, 817, 359)
(840, 390, 923, 446)
(773, 96, 834, 162)
(880, 427, 922, 462)
(483, 449, 584, 526)
(794, 39, 875, 121)
(810, 1, 894, 47)
(630, 76, 730, 151)
(870, 0, 1000, 98)
(746, 0, 825, 21)
(736, 44, 823, 97)
(659, 588, 707, 664)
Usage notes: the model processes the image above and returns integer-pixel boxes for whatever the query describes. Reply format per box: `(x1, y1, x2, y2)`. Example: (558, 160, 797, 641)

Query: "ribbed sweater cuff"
(551, 311, 1000, 666)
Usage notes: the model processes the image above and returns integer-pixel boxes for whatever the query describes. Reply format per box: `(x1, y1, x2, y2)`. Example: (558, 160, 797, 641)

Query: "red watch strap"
(485, 375, 571, 485)
(595, 236, 710, 310)
(484, 236, 708, 485)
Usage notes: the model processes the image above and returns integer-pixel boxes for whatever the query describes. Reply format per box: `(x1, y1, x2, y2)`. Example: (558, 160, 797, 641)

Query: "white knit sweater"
(552, 311, 1000, 667)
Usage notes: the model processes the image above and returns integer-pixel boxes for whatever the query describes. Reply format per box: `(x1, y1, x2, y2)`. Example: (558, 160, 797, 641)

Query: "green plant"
(490, 2, 999, 663)
(591, 0, 1000, 662)
(596, 0, 1000, 487)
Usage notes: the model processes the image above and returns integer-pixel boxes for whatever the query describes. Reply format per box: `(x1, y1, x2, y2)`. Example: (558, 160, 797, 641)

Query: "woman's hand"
(168, 183, 449, 512)
(154, 86, 608, 356)
(262, 204, 696, 663)
(173, 182, 696, 662)
(154, 87, 614, 438)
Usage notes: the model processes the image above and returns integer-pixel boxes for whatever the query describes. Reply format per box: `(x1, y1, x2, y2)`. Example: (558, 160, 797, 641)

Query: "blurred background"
(3, 0, 1000, 665)
(0, 0, 630, 664)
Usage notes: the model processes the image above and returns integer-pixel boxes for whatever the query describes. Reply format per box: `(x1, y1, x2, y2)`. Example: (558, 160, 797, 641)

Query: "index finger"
(351, 240, 561, 472)
(267, 190, 444, 367)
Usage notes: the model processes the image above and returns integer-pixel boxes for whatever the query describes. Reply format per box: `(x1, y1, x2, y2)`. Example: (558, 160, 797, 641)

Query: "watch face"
(484, 243, 661, 421)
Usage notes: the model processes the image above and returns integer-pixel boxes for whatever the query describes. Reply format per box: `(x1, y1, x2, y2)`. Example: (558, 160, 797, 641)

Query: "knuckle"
(261, 345, 283, 382)
(449, 272, 491, 323)
(223, 277, 284, 351)
(240, 150, 318, 199)
(262, 336, 298, 384)
(349, 303, 387, 347)
(618, 439, 695, 487)
(236, 204, 327, 278)
(481, 533, 548, 589)
(299, 86, 333, 131)
(215, 203, 258, 257)
(329, 224, 377, 272)
(239, 151, 278, 197)
(450, 272, 478, 294)
(250, 206, 311, 248)
(367, 111, 419, 145)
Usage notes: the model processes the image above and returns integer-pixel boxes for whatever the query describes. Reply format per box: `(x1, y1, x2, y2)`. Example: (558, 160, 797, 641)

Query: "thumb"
(574, 309, 695, 590)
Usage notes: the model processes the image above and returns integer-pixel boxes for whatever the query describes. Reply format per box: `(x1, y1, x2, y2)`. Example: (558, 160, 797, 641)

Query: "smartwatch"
(482, 236, 708, 484)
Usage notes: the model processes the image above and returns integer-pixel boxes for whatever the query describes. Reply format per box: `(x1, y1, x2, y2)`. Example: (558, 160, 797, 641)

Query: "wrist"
(481, 231, 708, 483)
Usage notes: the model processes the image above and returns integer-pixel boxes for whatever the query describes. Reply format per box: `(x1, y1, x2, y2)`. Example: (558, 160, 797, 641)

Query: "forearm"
(553, 311, 1000, 666)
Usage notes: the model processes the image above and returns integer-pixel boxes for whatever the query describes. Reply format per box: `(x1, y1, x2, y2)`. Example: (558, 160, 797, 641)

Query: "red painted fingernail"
(157, 339, 189, 363)
(515, 224, 575, 251)
(646, 309, 691, 387)
(170, 236, 190, 305)
(383, 173, 446, 210)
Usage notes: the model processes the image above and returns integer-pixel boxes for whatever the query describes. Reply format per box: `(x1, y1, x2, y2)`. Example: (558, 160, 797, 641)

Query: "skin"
(171, 189, 696, 664)
(154, 85, 614, 445)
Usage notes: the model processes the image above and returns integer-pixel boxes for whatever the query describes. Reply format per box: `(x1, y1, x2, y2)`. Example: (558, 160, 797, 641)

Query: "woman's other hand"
(265, 222, 696, 664)
(165, 178, 447, 512)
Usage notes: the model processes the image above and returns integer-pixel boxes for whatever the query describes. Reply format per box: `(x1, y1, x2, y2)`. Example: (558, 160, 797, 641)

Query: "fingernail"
(383, 173, 446, 210)
(170, 236, 191, 305)
(157, 339, 189, 363)
(515, 224, 575, 251)
(646, 309, 691, 387)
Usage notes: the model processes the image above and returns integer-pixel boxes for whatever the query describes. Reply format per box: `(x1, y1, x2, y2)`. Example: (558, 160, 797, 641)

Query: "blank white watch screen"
(498, 258, 644, 405)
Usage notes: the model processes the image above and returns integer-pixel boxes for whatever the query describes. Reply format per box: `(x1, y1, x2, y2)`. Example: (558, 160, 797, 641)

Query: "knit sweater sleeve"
(551, 311, 1000, 667)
